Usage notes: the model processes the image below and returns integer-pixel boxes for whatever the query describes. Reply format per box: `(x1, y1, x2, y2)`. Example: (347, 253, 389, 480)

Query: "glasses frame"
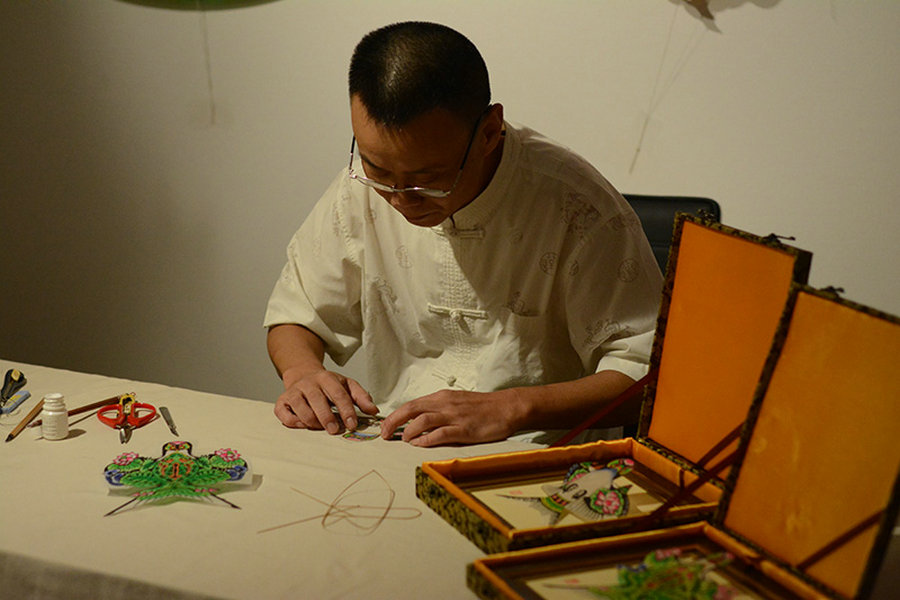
(347, 106, 491, 199)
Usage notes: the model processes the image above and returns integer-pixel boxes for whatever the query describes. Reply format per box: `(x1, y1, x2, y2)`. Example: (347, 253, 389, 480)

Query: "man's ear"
(481, 103, 505, 155)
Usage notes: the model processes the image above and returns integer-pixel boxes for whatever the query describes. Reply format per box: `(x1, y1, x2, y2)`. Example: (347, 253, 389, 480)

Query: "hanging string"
(629, 5, 707, 174)
(197, 0, 217, 126)
(655, 26, 705, 114)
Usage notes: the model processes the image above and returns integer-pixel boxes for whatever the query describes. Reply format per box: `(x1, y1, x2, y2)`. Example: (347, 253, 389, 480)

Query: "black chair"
(623, 194, 721, 272)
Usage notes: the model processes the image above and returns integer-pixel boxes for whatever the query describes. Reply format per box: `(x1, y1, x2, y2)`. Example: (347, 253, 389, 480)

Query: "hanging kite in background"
(683, 0, 714, 20)
(103, 440, 251, 516)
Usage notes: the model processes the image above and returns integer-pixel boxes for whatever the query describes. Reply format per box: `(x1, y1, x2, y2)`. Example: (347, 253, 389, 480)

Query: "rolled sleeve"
(263, 174, 364, 366)
(568, 205, 663, 381)
(594, 329, 656, 381)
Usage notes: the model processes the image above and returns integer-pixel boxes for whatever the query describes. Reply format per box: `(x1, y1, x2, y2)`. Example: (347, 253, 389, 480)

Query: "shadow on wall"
(671, 0, 783, 30)
(0, 4, 217, 384)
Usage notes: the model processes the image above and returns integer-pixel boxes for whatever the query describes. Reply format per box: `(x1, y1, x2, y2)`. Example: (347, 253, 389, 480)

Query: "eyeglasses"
(347, 107, 490, 199)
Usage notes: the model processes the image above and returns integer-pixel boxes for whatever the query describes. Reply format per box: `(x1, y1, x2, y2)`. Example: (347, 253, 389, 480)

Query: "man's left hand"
(380, 389, 523, 447)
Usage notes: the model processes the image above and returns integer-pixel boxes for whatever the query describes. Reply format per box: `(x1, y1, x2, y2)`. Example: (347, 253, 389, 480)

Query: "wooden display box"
(416, 215, 812, 553)
(468, 286, 900, 599)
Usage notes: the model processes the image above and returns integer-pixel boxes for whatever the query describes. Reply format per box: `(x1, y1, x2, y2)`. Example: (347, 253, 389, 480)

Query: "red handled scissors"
(97, 393, 157, 443)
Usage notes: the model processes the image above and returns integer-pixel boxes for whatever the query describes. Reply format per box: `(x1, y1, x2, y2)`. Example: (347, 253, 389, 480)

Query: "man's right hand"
(274, 368, 377, 434)
(267, 324, 377, 434)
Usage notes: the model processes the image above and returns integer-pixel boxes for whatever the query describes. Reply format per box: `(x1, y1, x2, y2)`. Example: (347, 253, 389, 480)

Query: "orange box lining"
(648, 220, 803, 468)
(723, 290, 900, 598)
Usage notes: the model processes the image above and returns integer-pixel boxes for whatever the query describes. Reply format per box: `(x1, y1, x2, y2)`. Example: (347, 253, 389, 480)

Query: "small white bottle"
(41, 393, 69, 441)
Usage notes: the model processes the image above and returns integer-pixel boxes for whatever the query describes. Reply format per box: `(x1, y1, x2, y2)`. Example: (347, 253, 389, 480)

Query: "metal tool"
(0, 390, 31, 415)
(1, 369, 27, 408)
(159, 406, 178, 436)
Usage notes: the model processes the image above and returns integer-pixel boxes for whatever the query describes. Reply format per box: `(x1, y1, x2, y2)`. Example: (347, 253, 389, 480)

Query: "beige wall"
(1, 0, 898, 402)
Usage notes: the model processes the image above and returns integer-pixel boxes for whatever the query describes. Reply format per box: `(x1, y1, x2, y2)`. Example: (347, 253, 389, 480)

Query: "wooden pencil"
(28, 395, 123, 428)
(5, 398, 44, 442)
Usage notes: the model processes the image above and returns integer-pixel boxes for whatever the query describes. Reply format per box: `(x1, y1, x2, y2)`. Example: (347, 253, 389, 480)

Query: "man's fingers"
(379, 403, 444, 443)
(318, 377, 365, 431)
(347, 379, 378, 416)
(276, 371, 377, 435)
(409, 426, 460, 448)
(380, 404, 416, 440)
(274, 395, 321, 429)
(306, 393, 346, 434)
(274, 400, 303, 428)
(400, 411, 443, 442)
(380, 390, 513, 446)
(277, 378, 339, 431)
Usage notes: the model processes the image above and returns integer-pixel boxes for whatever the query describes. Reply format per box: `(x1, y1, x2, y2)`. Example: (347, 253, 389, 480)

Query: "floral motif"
(594, 489, 623, 515)
(654, 547, 683, 561)
(395, 245, 412, 268)
(617, 258, 640, 283)
(562, 193, 600, 237)
(539, 252, 558, 275)
(113, 452, 139, 466)
(215, 448, 241, 462)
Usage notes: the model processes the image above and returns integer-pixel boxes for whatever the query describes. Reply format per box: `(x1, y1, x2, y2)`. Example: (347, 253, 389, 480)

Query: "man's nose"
(387, 190, 421, 208)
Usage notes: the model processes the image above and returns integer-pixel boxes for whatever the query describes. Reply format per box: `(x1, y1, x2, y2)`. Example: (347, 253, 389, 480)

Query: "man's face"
(349, 96, 500, 227)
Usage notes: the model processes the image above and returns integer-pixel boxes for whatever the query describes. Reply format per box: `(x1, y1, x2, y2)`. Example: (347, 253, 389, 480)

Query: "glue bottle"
(41, 393, 68, 441)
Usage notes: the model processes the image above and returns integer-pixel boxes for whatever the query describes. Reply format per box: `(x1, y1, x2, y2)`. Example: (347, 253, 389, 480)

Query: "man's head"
(349, 21, 490, 127)
(347, 22, 505, 227)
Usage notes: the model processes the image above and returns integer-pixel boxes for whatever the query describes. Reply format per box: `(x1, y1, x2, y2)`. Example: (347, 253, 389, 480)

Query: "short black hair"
(349, 21, 491, 127)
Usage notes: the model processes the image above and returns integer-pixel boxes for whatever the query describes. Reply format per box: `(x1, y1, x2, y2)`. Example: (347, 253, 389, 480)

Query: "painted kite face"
(557, 468, 618, 503)
(162, 441, 193, 455)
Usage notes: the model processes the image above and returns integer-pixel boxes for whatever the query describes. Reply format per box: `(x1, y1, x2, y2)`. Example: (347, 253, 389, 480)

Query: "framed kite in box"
(417, 215, 813, 553)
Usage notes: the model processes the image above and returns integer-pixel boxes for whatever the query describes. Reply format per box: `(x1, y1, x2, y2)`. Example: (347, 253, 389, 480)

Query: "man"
(264, 21, 663, 447)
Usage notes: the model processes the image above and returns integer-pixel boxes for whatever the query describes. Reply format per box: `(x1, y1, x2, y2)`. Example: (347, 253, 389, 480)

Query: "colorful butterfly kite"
(500, 458, 634, 525)
(103, 440, 251, 516)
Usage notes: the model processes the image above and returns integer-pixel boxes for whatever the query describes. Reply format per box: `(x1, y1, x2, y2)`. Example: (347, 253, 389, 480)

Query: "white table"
(0, 359, 538, 599)
(3, 359, 898, 599)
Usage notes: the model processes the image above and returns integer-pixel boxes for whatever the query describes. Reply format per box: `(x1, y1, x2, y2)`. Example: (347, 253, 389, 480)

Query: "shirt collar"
(436, 122, 519, 233)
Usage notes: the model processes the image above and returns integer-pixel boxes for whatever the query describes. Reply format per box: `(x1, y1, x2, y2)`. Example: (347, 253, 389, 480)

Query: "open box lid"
(638, 215, 812, 484)
(717, 286, 900, 599)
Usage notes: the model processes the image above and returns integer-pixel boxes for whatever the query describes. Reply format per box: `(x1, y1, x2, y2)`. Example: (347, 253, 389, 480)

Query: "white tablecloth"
(3, 359, 898, 599)
(0, 359, 538, 599)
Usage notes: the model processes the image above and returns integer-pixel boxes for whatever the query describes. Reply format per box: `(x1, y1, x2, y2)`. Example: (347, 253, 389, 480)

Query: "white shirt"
(265, 122, 663, 431)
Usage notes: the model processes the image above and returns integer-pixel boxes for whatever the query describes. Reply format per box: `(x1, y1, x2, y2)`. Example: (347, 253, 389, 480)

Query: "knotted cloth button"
(426, 302, 489, 323)
(446, 376, 457, 386)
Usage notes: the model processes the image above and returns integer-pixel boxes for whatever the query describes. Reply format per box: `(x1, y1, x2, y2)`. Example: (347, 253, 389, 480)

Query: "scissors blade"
(119, 426, 132, 444)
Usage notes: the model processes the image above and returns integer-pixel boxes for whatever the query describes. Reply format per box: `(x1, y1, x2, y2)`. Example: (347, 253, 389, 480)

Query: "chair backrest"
(623, 194, 721, 272)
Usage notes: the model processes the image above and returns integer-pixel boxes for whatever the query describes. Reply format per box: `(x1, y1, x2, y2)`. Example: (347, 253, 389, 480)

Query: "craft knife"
(1, 369, 27, 407)
(160, 406, 178, 436)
